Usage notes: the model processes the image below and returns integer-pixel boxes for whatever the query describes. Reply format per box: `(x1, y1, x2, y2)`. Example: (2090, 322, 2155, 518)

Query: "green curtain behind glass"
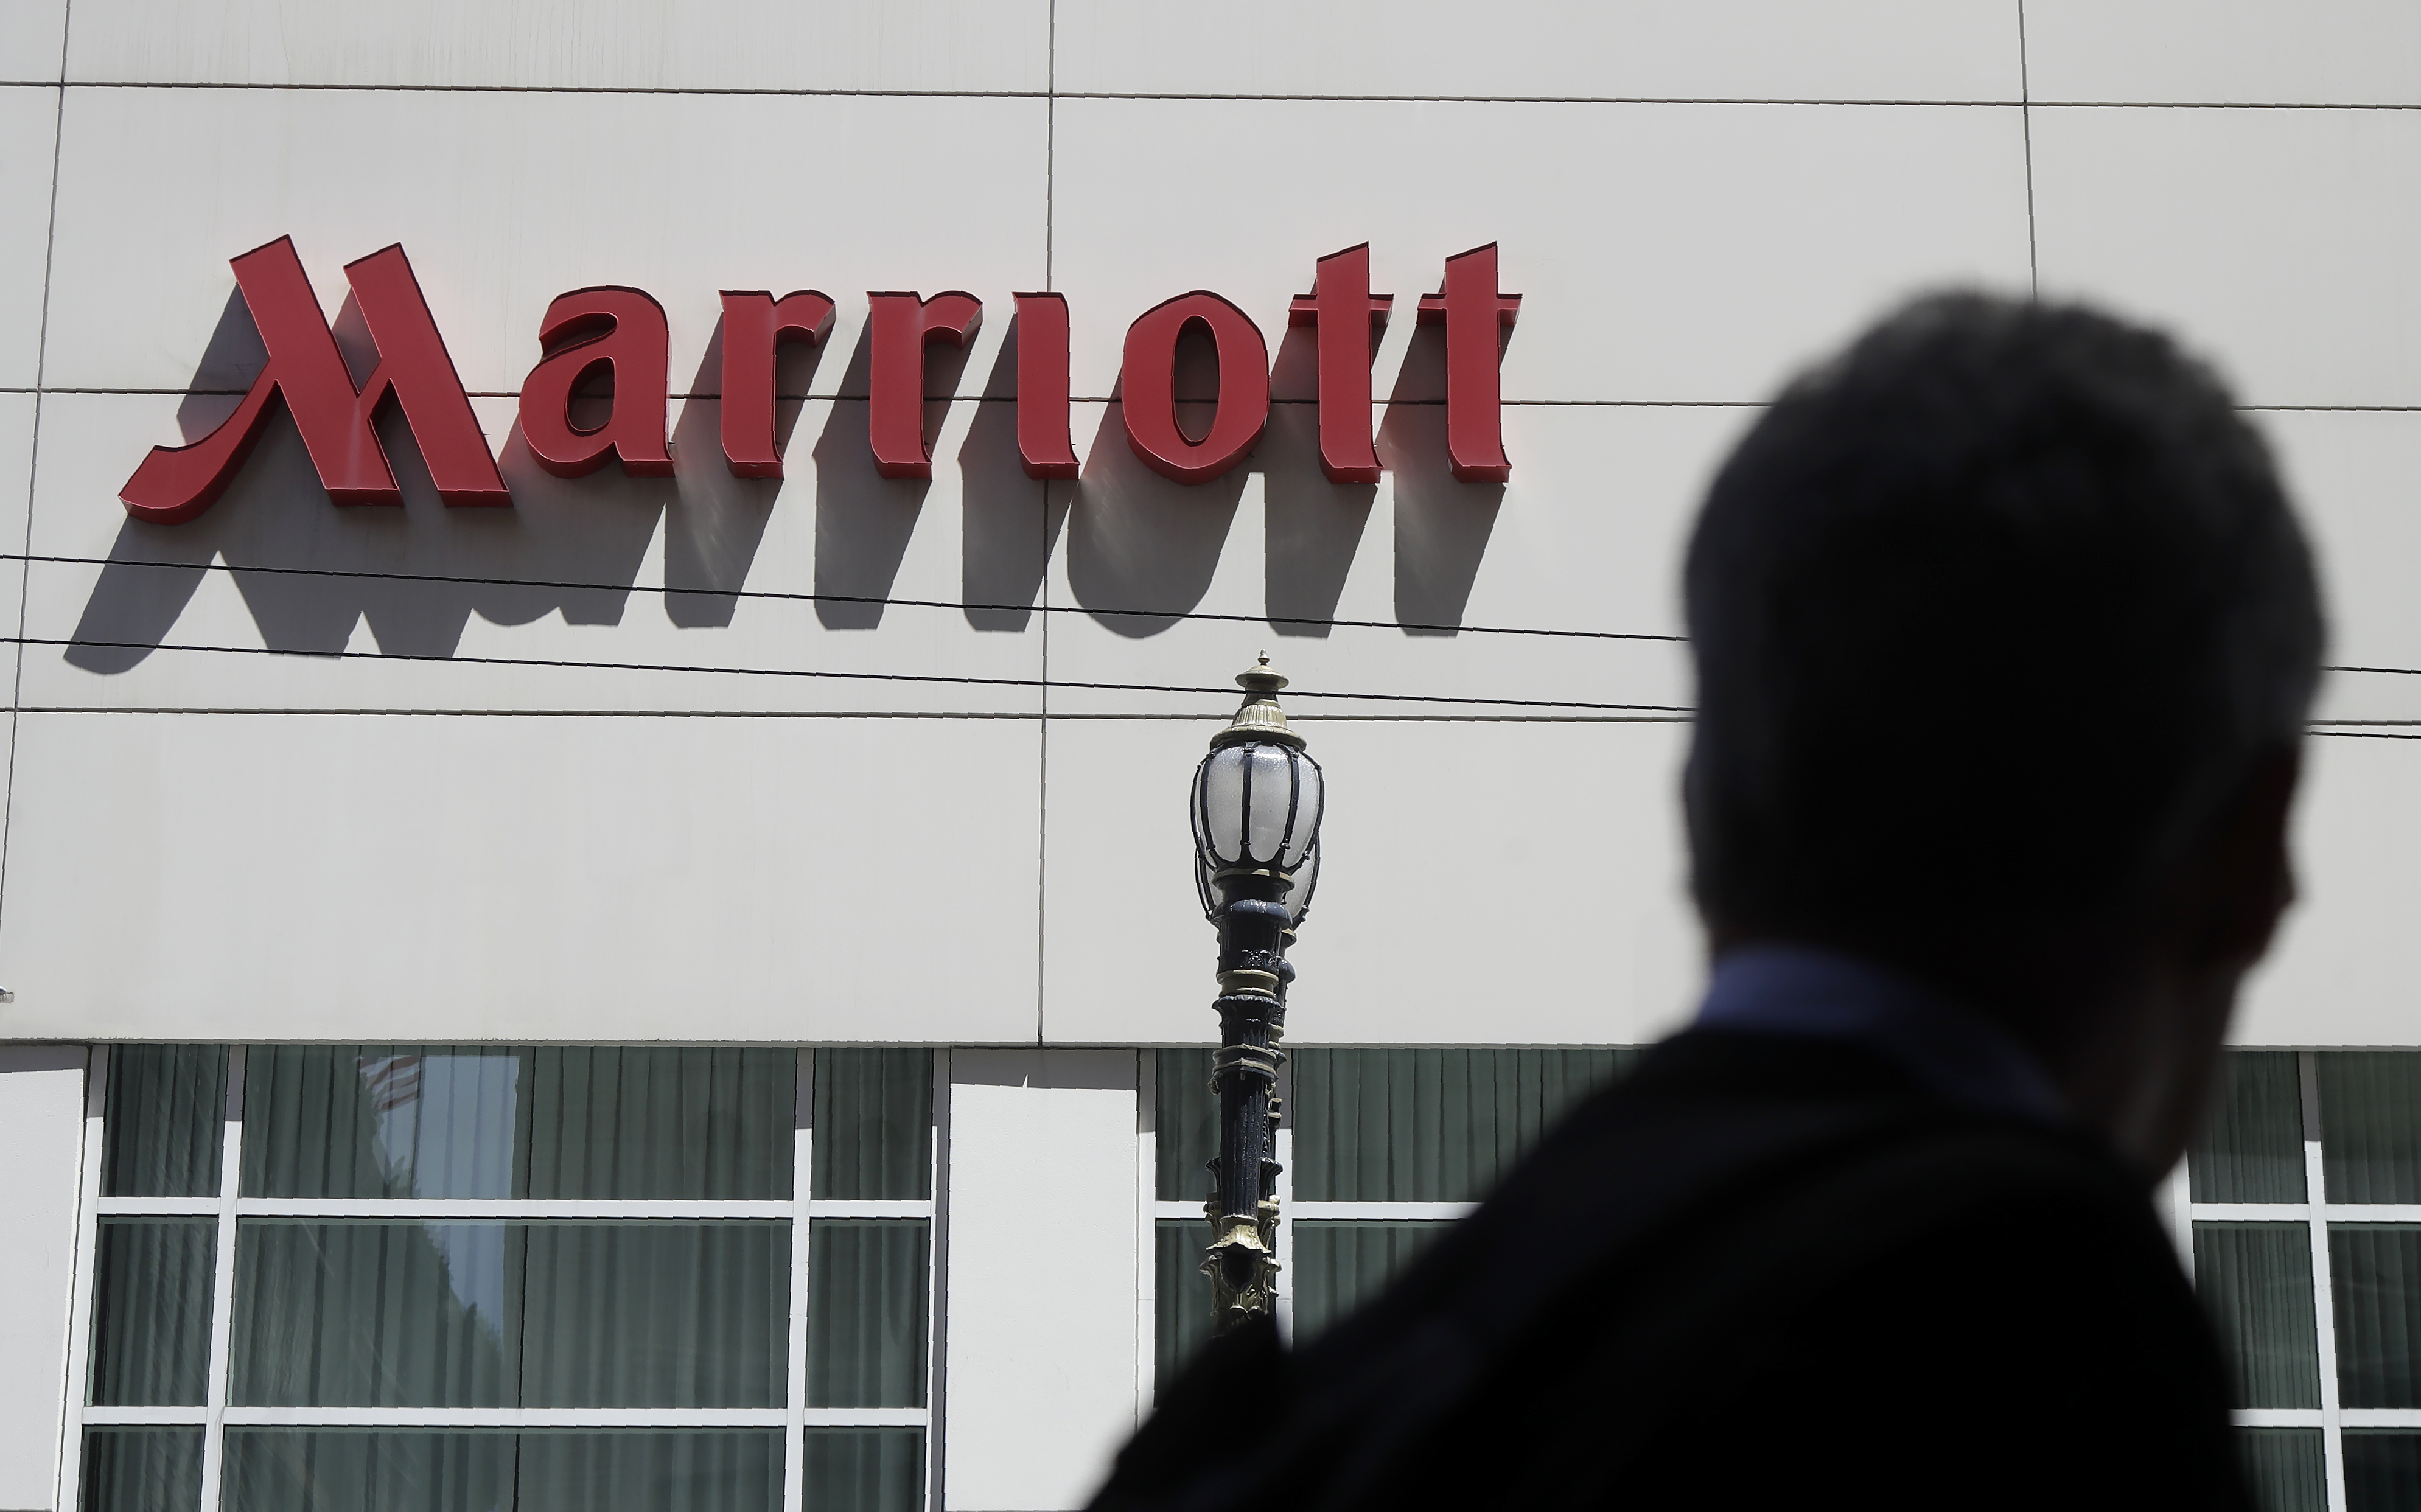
(222, 1430, 781, 1512)
(2342, 1432, 2421, 1512)
(2193, 1223, 2320, 1409)
(89, 1218, 215, 1406)
(1293, 1048, 1636, 1202)
(80, 1428, 202, 1512)
(245, 1048, 792, 1200)
(1154, 1221, 1214, 1394)
(2192, 1051, 2307, 1203)
(2321, 1054, 2421, 1205)
(2237, 1428, 2326, 1512)
(104, 1046, 225, 1199)
(1155, 1051, 1217, 1204)
(231, 1221, 784, 1409)
(807, 1221, 928, 1407)
(800, 1430, 923, 1512)
(2332, 1225, 2421, 1409)
(1290, 1221, 1452, 1342)
(812, 1051, 932, 1200)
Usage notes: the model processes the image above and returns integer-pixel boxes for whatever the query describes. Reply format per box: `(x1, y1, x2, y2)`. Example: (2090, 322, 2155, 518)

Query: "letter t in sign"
(1417, 243, 1521, 483)
(1288, 243, 1392, 484)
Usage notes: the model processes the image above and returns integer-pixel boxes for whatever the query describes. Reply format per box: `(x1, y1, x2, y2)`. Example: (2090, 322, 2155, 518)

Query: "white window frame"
(56, 1044, 949, 1512)
(2189, 1048, 2421, 1512)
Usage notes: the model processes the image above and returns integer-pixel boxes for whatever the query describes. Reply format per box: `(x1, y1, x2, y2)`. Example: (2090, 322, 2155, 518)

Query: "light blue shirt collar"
(1693, 944, 2068, 1126)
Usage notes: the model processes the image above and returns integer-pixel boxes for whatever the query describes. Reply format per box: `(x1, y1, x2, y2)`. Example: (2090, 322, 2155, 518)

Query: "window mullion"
(1134, 1050, 1157, 1418)
(784, 1048, 811, 1512)
(194, 1045, 248, 1512)
(2300, 1051, 2347, 1512)
(925, 1048, 951, 1512)
(53, 1047, 110, 1512)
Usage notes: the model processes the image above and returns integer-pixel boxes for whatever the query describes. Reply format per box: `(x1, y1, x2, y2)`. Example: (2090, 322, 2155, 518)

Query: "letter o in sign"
(1120, 291, 1270, 485)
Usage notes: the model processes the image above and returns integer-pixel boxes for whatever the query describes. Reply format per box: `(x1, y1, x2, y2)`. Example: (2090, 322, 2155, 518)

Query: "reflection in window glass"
(2332, 1225, 2421, 1409)
(2237, 1428, 2326, 1512)
(2342, 1431, 2421, 1512)
(800, 1430, 923, 1512)
(1290, 1221, 1452, 1342)
(221, 1430, 782, 1512)
(243, 1048, 793, 1201)
(2190, 1050, 2305, 1204)
(806, 1222, 928, 1408)
(80, 1428, 203, 1512)
(812, 1051, 932, 1201)
(1154, 1051, 1216, 1204)
(2320, 1053, 2421, 1205)
(1154, 1220, 1214, 1394)
(89, 1219, 215, 1407)
(103, 1047, 226, 1199)
(2193, 1224, 2320, 1409)
(1293, 1048, 1634, 1202)
(231, 1221, 787, 1409)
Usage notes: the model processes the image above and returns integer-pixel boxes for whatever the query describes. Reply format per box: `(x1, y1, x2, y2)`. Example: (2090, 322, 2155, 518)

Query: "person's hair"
(1684, 292, 2324, 962)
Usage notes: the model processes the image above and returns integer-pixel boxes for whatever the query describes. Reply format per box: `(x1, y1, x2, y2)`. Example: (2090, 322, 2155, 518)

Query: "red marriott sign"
(120, 240, 1521, 525)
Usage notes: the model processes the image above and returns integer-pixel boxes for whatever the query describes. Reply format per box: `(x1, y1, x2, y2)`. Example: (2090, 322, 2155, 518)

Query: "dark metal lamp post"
(1189, 656, 1324, 1333)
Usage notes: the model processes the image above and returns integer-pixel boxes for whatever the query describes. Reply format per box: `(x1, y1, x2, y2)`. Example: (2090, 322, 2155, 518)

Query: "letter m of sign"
(120, 237, 508, 523)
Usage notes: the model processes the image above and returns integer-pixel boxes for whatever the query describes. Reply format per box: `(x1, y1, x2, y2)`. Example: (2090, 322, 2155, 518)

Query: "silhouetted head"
(1685, 293, 2325, 1163)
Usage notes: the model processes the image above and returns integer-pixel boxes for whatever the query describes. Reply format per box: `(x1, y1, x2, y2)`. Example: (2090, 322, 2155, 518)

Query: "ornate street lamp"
(1189, 656, 1324, 1333)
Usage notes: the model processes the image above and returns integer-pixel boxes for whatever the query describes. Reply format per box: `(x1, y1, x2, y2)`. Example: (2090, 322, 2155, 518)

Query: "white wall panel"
(2260, 409, 2421, 730)
(0, 1046, 85, 1512)
(1055, 0, 2019, 103)
(66, 0, 1049, 92)
(42, 88, 1048, 394)
(1042, 717, 1700, 1047)
(24, 394, 1047, 714)
(0, 712, 1043, 1042)
(943, 1050, 1139, 1511)
(2026, 1, 2421, 106)
(1050, 98, 2032, 404)
(1043, 402, 1728, 719)
(0, 85, 58, 389)
(2240, 734, 2421, 1045)
(2033, 107, 2421, 409)
(0, 0, 65, 83)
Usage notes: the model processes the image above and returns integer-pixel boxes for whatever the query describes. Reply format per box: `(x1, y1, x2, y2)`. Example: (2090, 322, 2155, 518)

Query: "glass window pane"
(2321, 1053, 2421, 1205)
(520, 1222, 788, 1408)
(515, 1430, 781, 1512)
(812, 1051, 932, 1200)
(82, 1428, 203, 1512)
(244, 1047, 526, 1199)
(1154, 1051, 1215, 1204)
(1154, 1219, 1214, 1395)
(222, 1430, 516, 1512)
(2190, 1051, 2307, 1204)
(2193, 1223, 2320, 1409)
(801, 1430, 923, 1512)
(89, 1218, 215, 1406)
(2237, 1428, 2326, 1512)
(525, 1049, 793, 1201)
(1290, 1221, 1453, 1343)
(103, 1047, 226, 1199)
(231, 1221, 522, 1409)
(807, 1221, 928, 1408)
(2344, 1432, 2421, 1512)
(1293, 1048, 1635, 1202)
(2333, 1225, 2421, 1409)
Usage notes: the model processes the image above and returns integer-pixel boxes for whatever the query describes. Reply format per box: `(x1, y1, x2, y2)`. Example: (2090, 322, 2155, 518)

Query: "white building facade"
(2, 3, 2419, 1510)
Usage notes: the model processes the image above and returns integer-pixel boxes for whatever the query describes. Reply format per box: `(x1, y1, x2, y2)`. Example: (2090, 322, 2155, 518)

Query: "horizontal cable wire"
(0, 635, 1692, 712)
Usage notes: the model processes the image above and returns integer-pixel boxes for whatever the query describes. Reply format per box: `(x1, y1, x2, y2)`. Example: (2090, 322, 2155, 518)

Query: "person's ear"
(2179, 743, 2302, 972)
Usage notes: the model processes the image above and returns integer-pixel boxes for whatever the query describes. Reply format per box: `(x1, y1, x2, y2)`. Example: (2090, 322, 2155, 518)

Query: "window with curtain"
(2189, 1048, 2421, 1512)
(1148, 1045, 1637, 1395)
(71, 1045, 937, 1512)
